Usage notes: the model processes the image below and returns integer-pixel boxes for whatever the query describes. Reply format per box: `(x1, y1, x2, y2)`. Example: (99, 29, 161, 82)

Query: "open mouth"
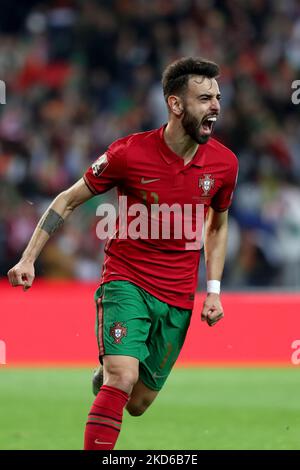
(200, 115, 217, 135)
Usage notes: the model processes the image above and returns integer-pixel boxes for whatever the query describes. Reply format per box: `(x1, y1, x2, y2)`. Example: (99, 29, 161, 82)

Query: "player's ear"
(167, 95, 184, 116)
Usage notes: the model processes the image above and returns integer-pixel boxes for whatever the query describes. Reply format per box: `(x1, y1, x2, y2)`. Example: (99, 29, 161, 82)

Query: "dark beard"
(181, 108, 209, 144)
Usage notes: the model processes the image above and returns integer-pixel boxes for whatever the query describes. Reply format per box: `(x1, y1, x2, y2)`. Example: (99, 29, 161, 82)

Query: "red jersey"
(83, 125, 238, 308)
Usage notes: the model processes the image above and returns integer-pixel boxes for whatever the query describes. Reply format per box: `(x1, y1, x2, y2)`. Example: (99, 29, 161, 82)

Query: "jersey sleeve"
(211, 157, 239, 212)
(83, 138, 127, 194)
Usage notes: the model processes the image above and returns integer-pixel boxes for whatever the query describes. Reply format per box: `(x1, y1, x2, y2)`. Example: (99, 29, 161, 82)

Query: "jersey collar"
(157, 125, 206, 167)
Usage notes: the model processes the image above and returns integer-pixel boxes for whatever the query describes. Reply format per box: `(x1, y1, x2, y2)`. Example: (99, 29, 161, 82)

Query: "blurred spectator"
(1, 0, 300, 289)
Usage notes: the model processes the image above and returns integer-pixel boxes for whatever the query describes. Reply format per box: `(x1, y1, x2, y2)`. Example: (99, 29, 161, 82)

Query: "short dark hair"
(162, 57, 219, 102)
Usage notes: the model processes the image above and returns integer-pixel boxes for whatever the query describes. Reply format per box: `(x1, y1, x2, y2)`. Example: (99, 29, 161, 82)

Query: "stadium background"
(1, 0, 300, 450)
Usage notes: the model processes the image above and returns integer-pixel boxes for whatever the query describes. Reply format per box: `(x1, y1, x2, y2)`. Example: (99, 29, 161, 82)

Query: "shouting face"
(179, 76, 221, 144)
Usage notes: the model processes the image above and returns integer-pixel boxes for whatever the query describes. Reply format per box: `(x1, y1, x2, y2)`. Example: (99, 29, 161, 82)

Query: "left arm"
(201, 207, 228, 327)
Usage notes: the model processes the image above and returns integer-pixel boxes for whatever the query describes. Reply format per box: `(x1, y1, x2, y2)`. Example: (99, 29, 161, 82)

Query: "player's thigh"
(95, 281, 151, 363)
(126, 379, 159, 416)
(139, 305, 192, 391)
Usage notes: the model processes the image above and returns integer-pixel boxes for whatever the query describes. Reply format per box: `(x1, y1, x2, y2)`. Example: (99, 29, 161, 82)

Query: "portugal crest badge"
(199, 174, 215, 196)
(109, 322, 127, 344)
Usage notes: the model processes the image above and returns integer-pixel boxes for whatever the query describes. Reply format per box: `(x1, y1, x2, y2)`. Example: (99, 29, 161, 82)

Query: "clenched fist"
(201, 293, 224, 327)
(7, 260, 35, 291)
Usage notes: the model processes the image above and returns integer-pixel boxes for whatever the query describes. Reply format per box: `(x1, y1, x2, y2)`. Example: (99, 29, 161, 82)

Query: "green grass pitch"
(0, 367, 299, 450)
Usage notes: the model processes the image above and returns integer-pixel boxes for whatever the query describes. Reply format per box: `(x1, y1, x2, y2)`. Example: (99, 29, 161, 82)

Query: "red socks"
(84, 385, 129, 450)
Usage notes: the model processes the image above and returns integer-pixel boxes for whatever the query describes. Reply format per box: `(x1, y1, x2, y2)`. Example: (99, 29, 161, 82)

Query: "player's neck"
(164, 122, 198, 165)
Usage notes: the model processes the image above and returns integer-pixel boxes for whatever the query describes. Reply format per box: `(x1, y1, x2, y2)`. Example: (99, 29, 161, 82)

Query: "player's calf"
(85, 356, 139, 450)
(84, 385, 129, 450)
(126, 400, 150, 416)
(126, 379, 158, 416)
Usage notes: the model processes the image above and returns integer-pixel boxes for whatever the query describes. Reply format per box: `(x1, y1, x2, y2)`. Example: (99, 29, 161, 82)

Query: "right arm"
(8, 139, 127, 290)
(7, 178, 94, 290)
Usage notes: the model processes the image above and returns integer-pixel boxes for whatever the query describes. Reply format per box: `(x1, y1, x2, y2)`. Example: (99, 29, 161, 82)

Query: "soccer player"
(7, 57, 238, 450)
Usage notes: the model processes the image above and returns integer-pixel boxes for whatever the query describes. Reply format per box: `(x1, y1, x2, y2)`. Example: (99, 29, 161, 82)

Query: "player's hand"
(201, 293, 224, 327)
(7, 260, 35, 291)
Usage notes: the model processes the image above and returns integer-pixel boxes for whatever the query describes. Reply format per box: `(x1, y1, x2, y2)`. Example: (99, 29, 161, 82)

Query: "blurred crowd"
(0, 0, 300, 289)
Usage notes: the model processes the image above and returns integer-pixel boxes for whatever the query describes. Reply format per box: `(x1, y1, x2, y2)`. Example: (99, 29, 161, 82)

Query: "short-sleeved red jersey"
(84, 125, 238, 308)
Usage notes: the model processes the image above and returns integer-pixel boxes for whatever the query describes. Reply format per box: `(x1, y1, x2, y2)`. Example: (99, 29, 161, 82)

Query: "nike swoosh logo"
(141, 177, 160, 184)
(152, 372, 168, 379)
(94, 439, 113, 445)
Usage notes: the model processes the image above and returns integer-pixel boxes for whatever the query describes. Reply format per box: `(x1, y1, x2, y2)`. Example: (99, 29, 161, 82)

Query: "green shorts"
(94, 280, 192, 391)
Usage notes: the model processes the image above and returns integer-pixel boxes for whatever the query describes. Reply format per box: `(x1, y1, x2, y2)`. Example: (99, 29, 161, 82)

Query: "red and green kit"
(84, 126, 238, 389)
(84, 125, 238, 309)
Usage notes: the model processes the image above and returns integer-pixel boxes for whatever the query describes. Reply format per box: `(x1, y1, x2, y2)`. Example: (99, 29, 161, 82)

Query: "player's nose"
(210, 99, 220, 114)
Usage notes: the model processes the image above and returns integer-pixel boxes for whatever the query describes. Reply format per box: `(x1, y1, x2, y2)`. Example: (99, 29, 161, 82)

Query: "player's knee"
(104, 366, 139, 394)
